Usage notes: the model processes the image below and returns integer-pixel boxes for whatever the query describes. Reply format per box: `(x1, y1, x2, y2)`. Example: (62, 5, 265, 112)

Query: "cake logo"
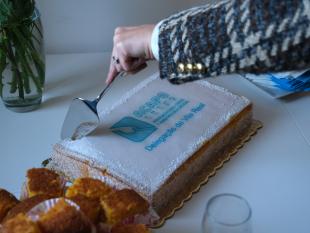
(110, 117, 157, 142)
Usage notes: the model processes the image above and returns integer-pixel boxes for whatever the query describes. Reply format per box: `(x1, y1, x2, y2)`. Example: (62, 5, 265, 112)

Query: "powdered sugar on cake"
(57, 74, 250, 198)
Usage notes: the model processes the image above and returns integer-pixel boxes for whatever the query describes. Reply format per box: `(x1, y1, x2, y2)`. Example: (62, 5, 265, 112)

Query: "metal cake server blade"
(61, 73, 122, 140)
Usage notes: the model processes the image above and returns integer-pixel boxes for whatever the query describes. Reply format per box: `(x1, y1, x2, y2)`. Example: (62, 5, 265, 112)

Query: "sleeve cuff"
(151, 21, 162, 61)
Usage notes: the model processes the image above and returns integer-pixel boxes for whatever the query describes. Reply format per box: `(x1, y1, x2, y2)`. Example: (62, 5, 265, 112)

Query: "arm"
(157, 0, 310, 84)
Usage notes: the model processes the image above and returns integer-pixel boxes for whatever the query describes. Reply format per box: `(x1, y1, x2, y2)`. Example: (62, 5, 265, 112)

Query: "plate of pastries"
(0, 168, 156, 233)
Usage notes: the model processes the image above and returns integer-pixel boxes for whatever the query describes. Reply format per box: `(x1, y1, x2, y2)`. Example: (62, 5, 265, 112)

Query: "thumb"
(106, 65, 118, 84)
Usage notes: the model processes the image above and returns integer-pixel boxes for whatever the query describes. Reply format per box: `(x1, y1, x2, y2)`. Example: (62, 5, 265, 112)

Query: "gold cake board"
(43, 120, 262, 228)
(154, 120, 262, 228)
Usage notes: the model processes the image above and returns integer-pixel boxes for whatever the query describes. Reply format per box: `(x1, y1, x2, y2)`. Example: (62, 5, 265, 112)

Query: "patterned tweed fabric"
(158, 0, 310, 84)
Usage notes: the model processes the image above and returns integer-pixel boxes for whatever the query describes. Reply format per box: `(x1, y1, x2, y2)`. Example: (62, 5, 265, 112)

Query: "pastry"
(68, 195, 101, 224)
(101, 189, 149, 225)
(37, 198, 92, 233)
(1, 213, 41, 233)
(0, 189, 19, 222)
(26, 168, 63, 198)
(3, 194, 51, 223)
(65, 177, 113, 200)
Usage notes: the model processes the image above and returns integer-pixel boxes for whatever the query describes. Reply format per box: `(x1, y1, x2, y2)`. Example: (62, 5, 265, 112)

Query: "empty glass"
(202, 193, 252, 233)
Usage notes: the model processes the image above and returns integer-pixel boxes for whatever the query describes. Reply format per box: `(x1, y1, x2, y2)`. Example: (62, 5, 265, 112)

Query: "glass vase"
(0, 8, 45, 112)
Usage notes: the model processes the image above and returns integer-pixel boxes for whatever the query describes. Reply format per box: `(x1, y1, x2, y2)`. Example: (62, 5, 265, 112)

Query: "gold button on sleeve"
(196, 63, 203, 71)
(177, 63, 185, 73)
(193, 63, 206, 73)
(186, 63, 193, 72)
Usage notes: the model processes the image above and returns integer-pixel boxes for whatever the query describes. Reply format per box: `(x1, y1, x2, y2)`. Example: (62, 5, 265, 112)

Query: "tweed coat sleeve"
(157, 0, 310, 84)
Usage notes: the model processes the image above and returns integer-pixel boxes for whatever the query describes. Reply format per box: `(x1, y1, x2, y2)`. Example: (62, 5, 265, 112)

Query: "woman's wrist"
(150, 21, 163, 61)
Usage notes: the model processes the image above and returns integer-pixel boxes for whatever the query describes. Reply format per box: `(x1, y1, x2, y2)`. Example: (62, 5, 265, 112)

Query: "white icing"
(57, 73, 250, 198)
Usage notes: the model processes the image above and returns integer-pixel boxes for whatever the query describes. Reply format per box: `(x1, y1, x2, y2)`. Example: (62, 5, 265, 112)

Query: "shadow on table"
(41, 95, 72, 109)
(41, 63, 108, 110)
(40, 79, 102, 110)
(44, 55, 108, 92)
(281, 91, 310, 102)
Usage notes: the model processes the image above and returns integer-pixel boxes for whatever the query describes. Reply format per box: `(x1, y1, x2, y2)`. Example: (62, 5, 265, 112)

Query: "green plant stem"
(0, 51, 6, 72)
(17, 50, 43, 95)
(5, 36, 24, 99)
(9, 66, 17, 93)
(5, 25, 44, 96)
(17, 49, 42, 93)
(15, 64, 24, 98)
(20, 26, 45, 83)
(22, 72, 31, 94)
(0, 1, 45, 100)
(14, 42, 38, 90)
(16, 52, 31, 94)
(0, 80, 3, 97)
(33, 22, 43, 38)
(12, 26, 44, 85)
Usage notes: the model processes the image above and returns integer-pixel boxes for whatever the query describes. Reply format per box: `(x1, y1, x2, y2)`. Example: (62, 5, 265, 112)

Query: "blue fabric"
(270, 70, 310, 92)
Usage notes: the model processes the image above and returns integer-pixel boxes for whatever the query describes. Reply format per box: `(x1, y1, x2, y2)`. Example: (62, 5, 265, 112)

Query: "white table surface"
(0, 53, 309, 233)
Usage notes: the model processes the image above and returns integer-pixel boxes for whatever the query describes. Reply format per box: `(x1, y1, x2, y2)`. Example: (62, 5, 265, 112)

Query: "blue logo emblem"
(110, 117, 157, 142)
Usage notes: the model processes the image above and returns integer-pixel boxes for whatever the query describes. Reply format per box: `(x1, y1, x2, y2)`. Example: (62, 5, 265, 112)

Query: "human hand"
(106, 24, 156, 84)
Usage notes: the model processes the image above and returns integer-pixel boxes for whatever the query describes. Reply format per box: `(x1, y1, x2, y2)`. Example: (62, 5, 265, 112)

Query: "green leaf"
(0, 0, 35, 29)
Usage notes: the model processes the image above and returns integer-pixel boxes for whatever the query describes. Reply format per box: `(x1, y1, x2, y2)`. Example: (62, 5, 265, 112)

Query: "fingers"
(106, 48, 147, 84)
(127, 62, 148, 75)
(106, 25, 155, 83)
(106, 57, 147, 84)
(118, 54, 132, 72)
(118, 55, 146, 73)
(130, 57, 147, 71)
(106, 62, 118, 84)
(106, 49, 119, 84)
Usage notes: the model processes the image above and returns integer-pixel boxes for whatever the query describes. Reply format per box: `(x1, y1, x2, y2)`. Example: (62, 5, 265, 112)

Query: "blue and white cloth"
(244, 69, 310, 98)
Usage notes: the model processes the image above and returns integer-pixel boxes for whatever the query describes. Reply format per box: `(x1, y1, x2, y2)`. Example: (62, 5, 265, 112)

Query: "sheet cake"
(48, 74, 253, 221)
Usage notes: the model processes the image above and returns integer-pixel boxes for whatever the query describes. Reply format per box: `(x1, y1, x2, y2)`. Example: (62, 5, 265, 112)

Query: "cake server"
(61, 73, 123, 140)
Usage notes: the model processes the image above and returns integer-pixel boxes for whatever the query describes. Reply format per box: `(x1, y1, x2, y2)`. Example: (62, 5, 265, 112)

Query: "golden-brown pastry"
(26, 168, 64, 198)
(0, 189, 19, 222)
(100, 189, 149, 225)
(111, 224, 150, 233)
(37, 198, 92, 233)
(1, 213, 41, 233)
(3, 194, 51, 223)
(65, 177, 113, 200)
(68, 195, 101, 224)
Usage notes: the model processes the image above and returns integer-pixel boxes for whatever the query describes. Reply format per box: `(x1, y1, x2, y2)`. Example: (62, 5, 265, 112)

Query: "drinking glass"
(202, 193, 252, 233)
